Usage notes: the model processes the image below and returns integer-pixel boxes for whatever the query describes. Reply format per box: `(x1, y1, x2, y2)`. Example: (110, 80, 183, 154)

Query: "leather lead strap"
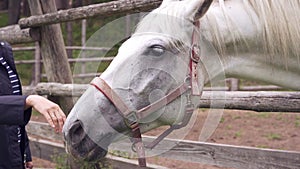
(130, 123, 147, 167)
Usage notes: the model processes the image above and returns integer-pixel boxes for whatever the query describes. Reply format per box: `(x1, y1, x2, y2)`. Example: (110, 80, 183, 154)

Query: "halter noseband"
(90, 20, 201, 167)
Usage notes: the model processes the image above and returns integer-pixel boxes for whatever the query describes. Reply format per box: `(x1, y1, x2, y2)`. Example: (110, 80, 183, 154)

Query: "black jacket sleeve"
(0, 95, 32, 125)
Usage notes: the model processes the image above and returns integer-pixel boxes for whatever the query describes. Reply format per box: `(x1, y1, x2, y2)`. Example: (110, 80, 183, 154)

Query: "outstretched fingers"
(48, 106, 66, 133)
(26, 95, 66, 133)
(51, 107, 66, 133)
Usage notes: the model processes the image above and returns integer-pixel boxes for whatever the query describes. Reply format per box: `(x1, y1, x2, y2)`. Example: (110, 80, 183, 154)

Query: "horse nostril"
(68, 120, 86, 145)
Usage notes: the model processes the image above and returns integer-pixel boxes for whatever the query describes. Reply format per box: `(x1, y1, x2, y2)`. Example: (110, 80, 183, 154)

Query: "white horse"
(63, 0, 300, 165)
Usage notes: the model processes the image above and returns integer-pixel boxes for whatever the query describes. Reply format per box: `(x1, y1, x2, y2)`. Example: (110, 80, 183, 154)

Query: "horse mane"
(204, 0, 300, 61)
(136, 0, 300, 63)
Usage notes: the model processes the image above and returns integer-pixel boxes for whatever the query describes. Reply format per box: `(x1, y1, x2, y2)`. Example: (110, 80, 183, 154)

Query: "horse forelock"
(135, 11, 195, 50)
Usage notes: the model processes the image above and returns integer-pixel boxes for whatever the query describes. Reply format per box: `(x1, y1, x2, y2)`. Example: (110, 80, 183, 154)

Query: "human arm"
(0, 95, 66, 132)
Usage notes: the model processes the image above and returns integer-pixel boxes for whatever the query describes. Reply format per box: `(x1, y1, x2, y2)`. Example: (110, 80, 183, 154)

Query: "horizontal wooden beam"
(14, 57, 114, 64)
(110, 136, 300, 169)
(0, 25, 40, 44)
(12, 46, 110, 51)
(19, 0, 163, 28)
(23, 83, 300, 112)
(199, 91, 300, 112)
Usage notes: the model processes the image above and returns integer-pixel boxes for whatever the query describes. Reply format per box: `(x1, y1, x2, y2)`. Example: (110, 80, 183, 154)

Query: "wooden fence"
(27, 119, 300, 169)
(23, 83, 300, 168)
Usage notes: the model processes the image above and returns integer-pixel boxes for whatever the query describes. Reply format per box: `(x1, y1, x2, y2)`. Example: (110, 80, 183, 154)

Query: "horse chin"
(67, 142, 108, 162)
(64, 120, 108, 162)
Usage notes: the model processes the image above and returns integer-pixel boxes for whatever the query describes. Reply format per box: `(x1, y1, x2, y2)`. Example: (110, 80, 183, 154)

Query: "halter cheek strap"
(90, 76, 190, 167)
(90, 77, 147, 167)
(190, 20, 202, 96)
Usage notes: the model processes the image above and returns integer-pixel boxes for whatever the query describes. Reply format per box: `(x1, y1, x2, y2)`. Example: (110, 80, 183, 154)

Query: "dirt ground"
(31, 109, 300, 169)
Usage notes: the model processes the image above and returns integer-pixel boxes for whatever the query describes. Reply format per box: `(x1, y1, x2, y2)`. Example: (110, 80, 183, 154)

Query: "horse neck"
(198, 0, 300, 90)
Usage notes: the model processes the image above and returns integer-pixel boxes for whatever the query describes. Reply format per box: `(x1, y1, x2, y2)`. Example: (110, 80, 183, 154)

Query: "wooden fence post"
(27, 0, 74, 113)
(32, 41, 41, 85)
(229, 78, 239, 91)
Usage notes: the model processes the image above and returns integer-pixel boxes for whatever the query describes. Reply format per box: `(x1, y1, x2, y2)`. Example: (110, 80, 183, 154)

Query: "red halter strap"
(91, 77, 147, 166)
(90, 20, 201, 167)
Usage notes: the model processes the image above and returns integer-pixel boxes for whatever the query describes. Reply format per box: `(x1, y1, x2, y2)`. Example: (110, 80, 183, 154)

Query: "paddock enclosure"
(1, 0, 300, 168)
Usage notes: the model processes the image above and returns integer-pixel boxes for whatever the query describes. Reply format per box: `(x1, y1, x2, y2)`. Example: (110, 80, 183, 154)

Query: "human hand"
(25, 161, 33, 169)
(26, 95, 66, 133)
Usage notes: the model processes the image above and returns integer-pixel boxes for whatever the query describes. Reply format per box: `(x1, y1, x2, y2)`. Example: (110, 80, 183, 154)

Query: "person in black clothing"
(0, 41, 66, 169)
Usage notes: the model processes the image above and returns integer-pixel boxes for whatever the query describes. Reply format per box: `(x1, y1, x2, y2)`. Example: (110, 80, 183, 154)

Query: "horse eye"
(148, 45, 166, 57)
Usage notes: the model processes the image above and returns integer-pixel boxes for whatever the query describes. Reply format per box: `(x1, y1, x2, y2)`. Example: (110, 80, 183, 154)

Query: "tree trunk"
(8, 0, 21, 25)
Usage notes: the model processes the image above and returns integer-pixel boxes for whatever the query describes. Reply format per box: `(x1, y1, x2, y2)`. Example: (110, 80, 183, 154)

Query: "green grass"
(257, 113, 271, 119)
(256, 145, 270, 149)
(226, 125, 232, 130)
(266, 133, 282, 141)
(295, 120, 300, 128)
(234, 131, 243, 138)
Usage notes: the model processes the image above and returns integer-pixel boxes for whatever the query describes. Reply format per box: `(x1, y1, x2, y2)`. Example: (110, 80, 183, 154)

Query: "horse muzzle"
(64, 120, 108, 162)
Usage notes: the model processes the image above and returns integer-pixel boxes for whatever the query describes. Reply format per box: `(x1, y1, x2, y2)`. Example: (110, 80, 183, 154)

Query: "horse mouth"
(64, 120, 108, 162)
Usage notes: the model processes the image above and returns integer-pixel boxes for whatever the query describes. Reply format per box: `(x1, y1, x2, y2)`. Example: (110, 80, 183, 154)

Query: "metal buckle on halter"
(191, 44, 201, 63)
(124, 111, 138, 129)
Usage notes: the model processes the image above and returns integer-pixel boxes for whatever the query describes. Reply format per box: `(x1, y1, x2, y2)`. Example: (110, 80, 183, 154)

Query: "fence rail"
(12, 46, 111, 52)
(22, 83, 300, 112)
(18, 0, 162, 28)
(14, 57, 114, 64)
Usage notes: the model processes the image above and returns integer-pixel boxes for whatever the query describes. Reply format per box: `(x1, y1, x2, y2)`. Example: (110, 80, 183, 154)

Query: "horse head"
(63, 0, 214, 162)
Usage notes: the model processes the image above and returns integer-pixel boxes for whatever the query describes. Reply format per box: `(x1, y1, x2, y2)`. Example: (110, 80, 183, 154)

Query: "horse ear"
(185, 0, 213, 21)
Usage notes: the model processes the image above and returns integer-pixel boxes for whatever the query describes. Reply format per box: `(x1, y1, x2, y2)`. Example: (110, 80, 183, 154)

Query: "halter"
(90, 20, 201, 167)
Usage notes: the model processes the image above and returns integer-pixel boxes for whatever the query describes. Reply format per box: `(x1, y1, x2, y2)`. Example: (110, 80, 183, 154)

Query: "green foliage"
(52, 153, 71, 169)
(52, 153, 112, 169)
(0, 12, 8, 27)
(14, 50, 35, 85)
